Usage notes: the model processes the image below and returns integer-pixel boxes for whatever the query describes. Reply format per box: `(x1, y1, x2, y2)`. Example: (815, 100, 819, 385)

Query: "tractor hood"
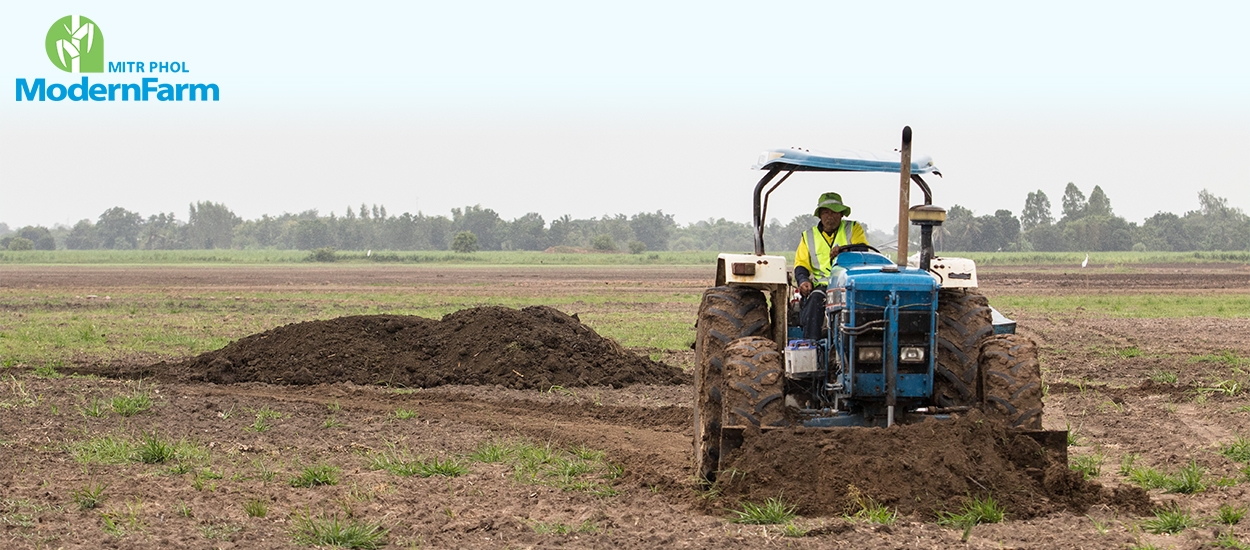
(830, 251, 939, 291)
(752, 148, 940, 176)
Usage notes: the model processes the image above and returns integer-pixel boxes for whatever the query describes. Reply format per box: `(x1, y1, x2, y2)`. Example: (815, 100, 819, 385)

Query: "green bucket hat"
(813, 192, 851, 217)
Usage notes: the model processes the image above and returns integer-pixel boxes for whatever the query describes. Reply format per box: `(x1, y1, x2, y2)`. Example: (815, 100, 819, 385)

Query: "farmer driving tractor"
(794, 192, 869, 340)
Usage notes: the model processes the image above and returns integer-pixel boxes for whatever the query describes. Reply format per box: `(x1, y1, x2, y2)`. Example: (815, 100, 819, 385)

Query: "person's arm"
(794, 233, 813, 294)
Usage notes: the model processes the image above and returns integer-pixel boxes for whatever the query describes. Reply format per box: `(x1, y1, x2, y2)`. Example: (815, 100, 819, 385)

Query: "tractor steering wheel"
(837, 243, 880, 254)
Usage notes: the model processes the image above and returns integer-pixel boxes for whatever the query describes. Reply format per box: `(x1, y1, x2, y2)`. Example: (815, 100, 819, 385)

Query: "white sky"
(2, 1, 1248, 232)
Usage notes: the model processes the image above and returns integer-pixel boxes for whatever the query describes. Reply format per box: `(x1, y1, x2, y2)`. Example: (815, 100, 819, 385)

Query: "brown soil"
(716, 410, 1150, 520)
(152, 306, 685, 389)
(2, 263, 1249, 549)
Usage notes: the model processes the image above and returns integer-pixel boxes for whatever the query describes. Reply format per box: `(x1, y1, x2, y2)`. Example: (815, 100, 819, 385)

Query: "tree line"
(1, 187, 1246, 253)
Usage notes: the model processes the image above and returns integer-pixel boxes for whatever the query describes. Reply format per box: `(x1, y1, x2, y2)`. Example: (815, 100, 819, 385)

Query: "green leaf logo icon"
(45, 15, 105, 73)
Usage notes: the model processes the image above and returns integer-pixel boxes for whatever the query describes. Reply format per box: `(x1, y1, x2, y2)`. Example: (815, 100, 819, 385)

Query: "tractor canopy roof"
(752, 148, 940, 176)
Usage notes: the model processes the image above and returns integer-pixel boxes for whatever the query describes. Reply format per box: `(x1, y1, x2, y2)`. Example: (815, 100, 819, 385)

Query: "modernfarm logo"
(17, 14, 220, 102)
(46, 15, 103, 72)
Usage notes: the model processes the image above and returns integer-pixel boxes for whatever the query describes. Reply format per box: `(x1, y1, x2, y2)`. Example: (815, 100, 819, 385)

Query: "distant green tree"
(1138, 212, 1191, 251)
(96, 207, 143, 249)
(1086, 185, 1112, 217)
(13, 225, 56, 250)
(548, 214, 574, 247)
(451, 205, 504, 250)
(1184, 189, 1250, 250)
(506, 212, 547, 250)
(1023, 224, 1068, 251)
(1020, 190, 1054, 230)
(1060, 183, 1087, 222)
(7, 237, 33, 251)
(141, 212, 184, 249)
(992, 209, 1021, 251)
(187, 201, 241, 249)
(629, 210, 676, 251)
(591, 234, 616, 251)
(628, 240, 647, 254)
(65, 219, 100, 250)
(451, 231, 478, 253)
(1064, 215, 1133, 251)
(292, 217, 333, 250)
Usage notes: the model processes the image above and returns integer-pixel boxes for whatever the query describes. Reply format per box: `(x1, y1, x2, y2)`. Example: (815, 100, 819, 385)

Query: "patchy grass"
(110, 391, 153, 416)
(1141, 503, 1195, 534)
(365, 449, 468, 478)
(1217, 504, 1247, 526)
(938, 495, 1006, 542)
(728, 497, 798, 525)
(465, 438, 620, 496)
(1147, 370, 1179, 384)
(1071, 452, 1105, 480)
(291, 510, 388, 549)
(71, 482, 107, 510)
(243, 498, 268, 518)
(289, 464, 339, 488)
(1222, 436, 1250, 463)
(1124, 460, 1209, 494)
(531, 520, 599, 535)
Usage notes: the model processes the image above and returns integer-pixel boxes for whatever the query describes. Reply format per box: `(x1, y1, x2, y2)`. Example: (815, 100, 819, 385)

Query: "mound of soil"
(163, 306, 686, 389)
(716, 410, 1151, 519)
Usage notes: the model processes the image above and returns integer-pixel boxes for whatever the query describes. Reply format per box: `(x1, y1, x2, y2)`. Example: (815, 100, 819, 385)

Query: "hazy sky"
(3, 1, 1248, 234)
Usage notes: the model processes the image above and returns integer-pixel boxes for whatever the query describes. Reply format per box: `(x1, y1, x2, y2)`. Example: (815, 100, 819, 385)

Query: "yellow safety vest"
(803, 220, 851, 287)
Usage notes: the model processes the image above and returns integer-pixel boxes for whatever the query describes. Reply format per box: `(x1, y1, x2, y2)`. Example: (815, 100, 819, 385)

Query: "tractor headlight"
(900, 346, 925, 363)
(857, 347, 883, 362)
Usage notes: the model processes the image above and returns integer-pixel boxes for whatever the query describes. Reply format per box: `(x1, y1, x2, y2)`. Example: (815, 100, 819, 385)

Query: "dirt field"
(2, 263, 1250, 549)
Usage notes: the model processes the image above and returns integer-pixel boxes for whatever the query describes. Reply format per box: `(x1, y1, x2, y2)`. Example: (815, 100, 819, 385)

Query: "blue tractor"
(693, 127, 1065, 482)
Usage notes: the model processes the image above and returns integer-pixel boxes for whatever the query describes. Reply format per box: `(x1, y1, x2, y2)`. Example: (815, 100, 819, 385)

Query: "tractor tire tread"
(693, 287, 770, 484)
(981, 333, 1044, 429)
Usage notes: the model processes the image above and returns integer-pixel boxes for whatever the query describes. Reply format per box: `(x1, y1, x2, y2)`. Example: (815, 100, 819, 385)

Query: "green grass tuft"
(1141, 503, 1195, 534)
(79, 397, 108, 418)
(289, 464, 339, 488)
(135, 432, 176, 464)
(938, 495, 1005, 542)
(1218, 504, 1247, 526)
(1222, 436, 1250, 462)
(291, 510, 388, 549)
(69, 436, 135, 464)
(845, 485, 897, 525)
(1124, 460, 1208, 493)
(1147, 370, 1178, 384)
(1071, 452, 1105, 480)
(71, 482, 107, 510)
(729, 497, 798, 525)
(243, 498, 268, 518)
(110, 392, 152, 416)
(531, 520, 599, 535)
(469, 440, 512, 463)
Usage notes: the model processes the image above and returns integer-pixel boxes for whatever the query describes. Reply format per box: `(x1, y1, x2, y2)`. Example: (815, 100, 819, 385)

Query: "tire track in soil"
(188, 383, 697, 495)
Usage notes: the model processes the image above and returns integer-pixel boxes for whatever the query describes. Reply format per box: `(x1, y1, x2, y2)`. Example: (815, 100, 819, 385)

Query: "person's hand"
(798, 280, 812, 296)
(830, 244, 841, 256)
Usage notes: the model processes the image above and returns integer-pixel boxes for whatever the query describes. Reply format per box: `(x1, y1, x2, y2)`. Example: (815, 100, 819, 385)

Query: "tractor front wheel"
(980, 333, 1044, 429)
(722, 337, 787, 430)
(693, 286, 770, 484)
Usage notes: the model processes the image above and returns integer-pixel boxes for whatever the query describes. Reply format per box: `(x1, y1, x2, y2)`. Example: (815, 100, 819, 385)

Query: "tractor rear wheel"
(934, 289, 993, 408)
(980, 333, 1044, 429)
(693, 286, 770, 484)
(722, 337, 787, 429)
